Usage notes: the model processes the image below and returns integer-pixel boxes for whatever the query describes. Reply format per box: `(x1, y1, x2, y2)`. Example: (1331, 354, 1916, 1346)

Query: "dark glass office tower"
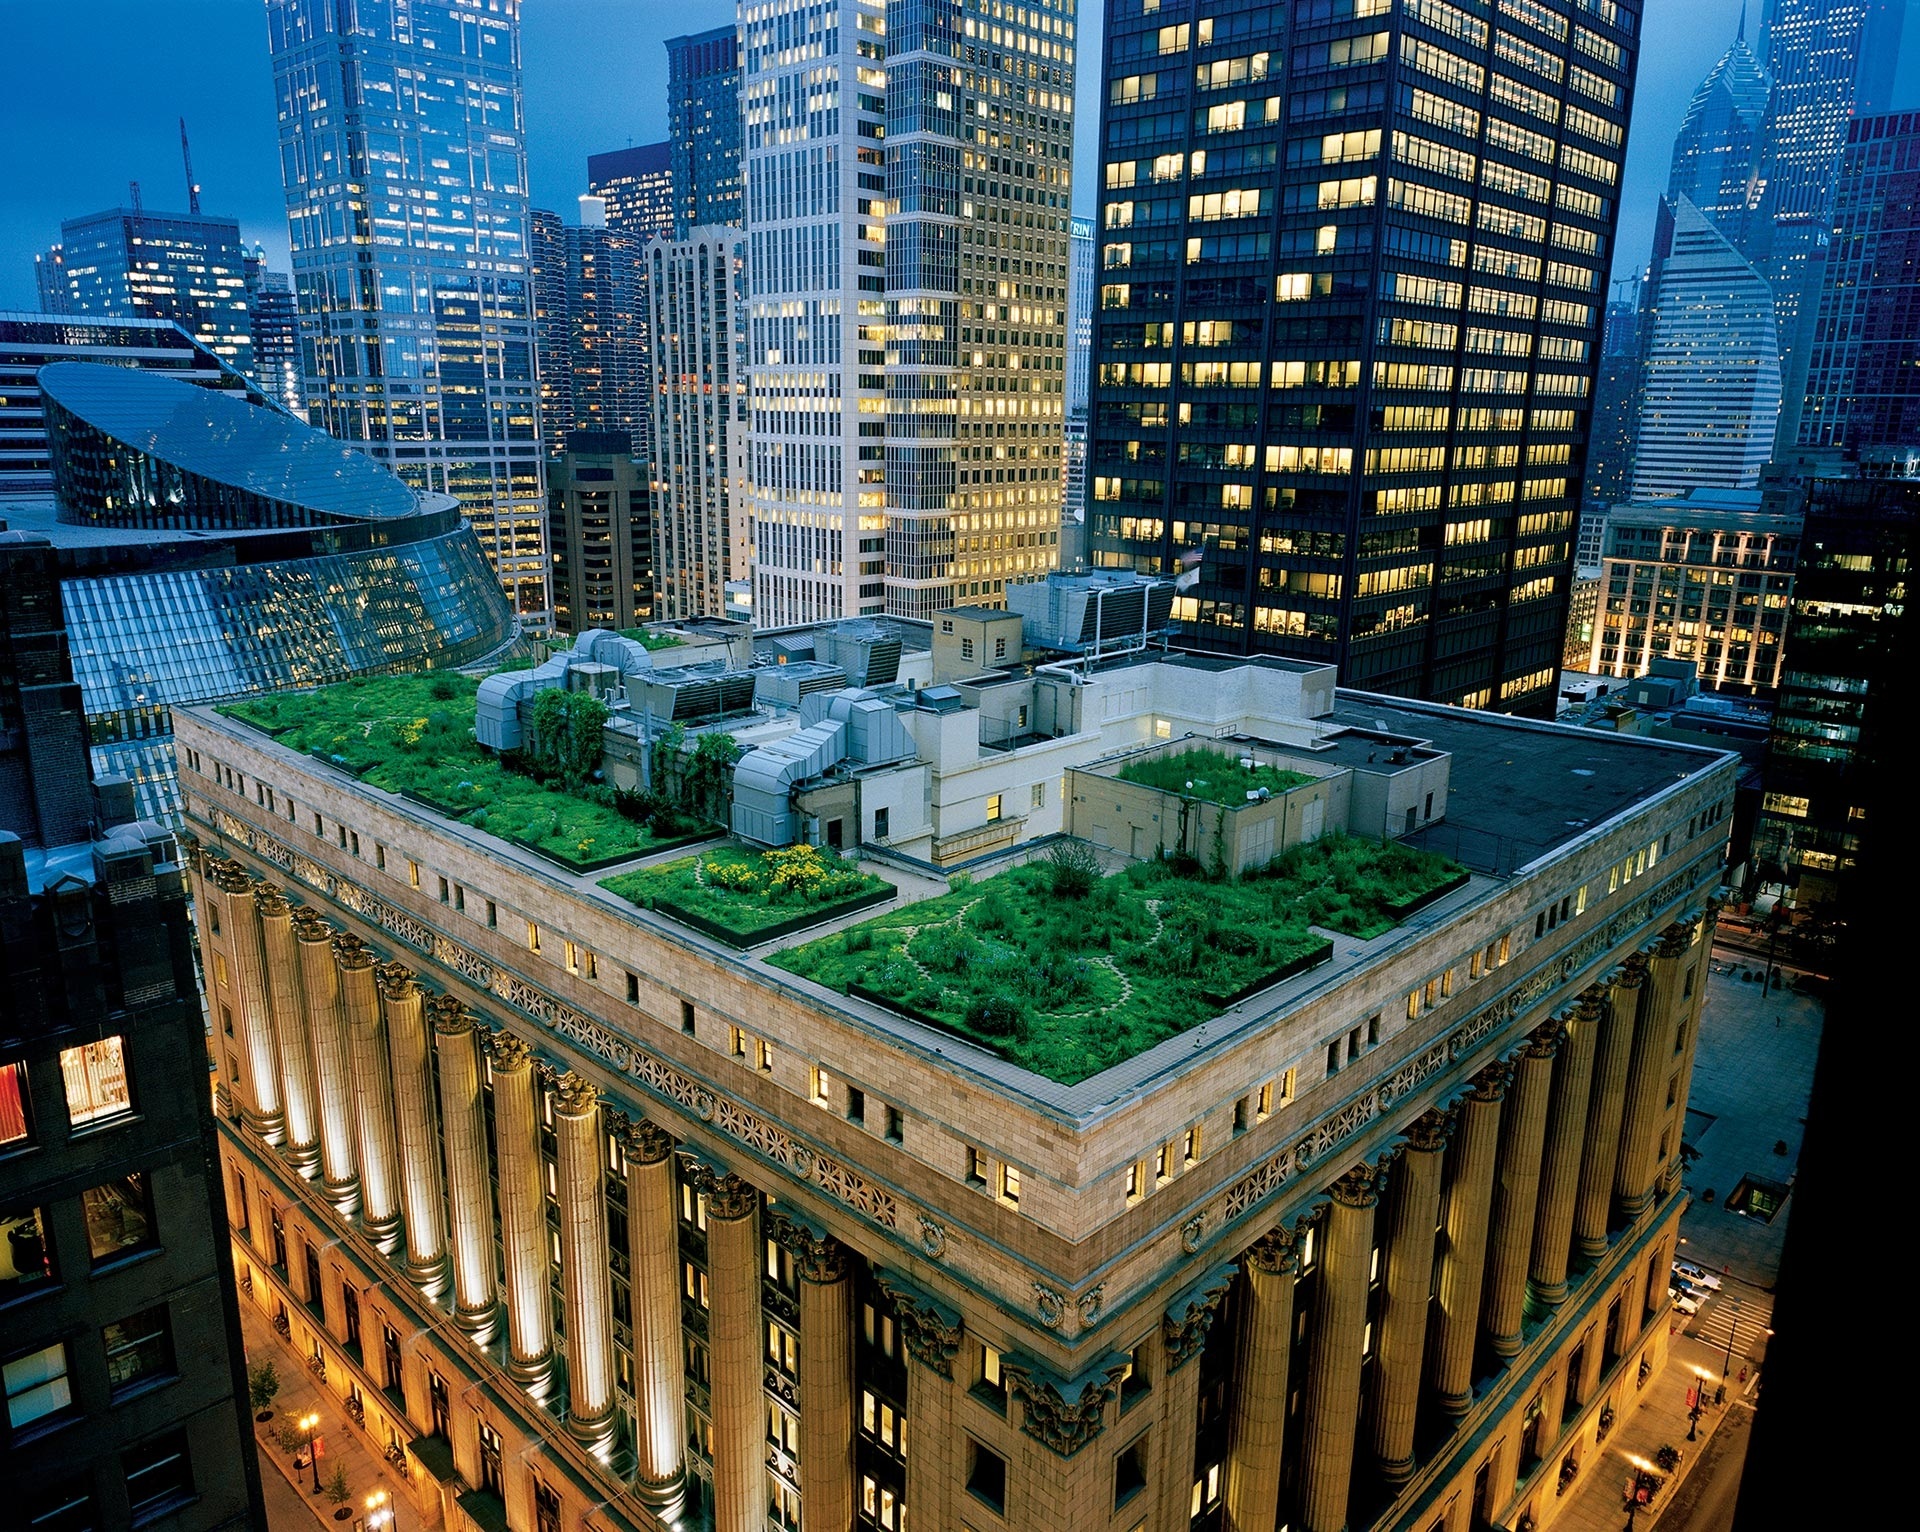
(1, 535, 264, 1532)
(1088, 0, 1640, 714)
(586, 142, 676, 242)
(668, 27, 745, 235)
(1797, 112, 1920, 455)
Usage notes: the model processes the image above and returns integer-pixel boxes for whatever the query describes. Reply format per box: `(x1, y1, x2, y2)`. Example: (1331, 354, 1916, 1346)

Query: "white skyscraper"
(743, 0, 1077, 626)
(649, 229, 751, 621)
(1630, 199, 1782, 501)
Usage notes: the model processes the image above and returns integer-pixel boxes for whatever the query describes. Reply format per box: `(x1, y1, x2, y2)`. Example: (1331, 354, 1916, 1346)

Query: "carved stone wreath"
(918, 1217, 948, 1259)
(1034, 1283, 1066, 1329)
(1181, 1214, 1206, 1254)
(1076, 1284, 1106, 1328)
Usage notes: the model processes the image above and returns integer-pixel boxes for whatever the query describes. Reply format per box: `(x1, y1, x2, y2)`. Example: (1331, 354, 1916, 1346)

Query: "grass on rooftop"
(767, 834, 1463, 1084)
(219, 672, 707, 872)
(602, 844, 895, 946)
(1116, 748, 1316, 805)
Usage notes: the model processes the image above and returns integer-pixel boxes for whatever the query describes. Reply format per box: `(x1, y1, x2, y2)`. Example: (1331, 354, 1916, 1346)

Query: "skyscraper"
(1663, 14, 1770, 248)
(242, 248, 304, 417)
(1797, 112, 1920, 455)
(547, 429, 654, 634)
(1630, 199, 1781, 501)
(668, 27, 745, 236)
(39, 206, 254, 374)
(2, 535, 265, 1532)
(586, 141, 676, 243)
(1088, 0, 1637, 714)
(649, 230, 750, 620)
(1063, 216, 1095, 529)
(530, 207, 573, 450)
(1575, 283, 1642, 566)
(532, 203, 650, 458)
(1750, 0, 1907, 449)
(267, 0, 549, 619)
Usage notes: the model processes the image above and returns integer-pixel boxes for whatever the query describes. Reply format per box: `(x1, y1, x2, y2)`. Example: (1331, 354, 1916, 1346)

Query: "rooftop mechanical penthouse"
(175, 637, 1735, 1532)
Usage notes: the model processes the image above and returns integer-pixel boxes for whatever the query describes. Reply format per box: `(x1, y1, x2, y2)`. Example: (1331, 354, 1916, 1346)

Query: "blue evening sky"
(0, 1, 1912, 312)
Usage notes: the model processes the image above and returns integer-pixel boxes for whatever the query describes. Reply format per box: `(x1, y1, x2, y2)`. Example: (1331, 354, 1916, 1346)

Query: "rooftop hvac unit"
(1007, 571, 1172, 655)
(816, 621, 903, 686)
(633, 664, 757, 723)
(754, 661, 847, 710)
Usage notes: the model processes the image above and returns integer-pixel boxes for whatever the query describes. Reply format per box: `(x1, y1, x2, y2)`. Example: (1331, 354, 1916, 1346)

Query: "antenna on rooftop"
(128, 180, 142, 213)
(180, 118, 201, 214)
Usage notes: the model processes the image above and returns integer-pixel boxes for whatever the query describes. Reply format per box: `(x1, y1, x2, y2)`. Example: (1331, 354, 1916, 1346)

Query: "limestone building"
(175, 656, 1734, 1532)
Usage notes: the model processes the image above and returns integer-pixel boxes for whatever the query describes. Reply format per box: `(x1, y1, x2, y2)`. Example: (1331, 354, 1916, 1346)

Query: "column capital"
(1657, 921, 1696, 958)
(874, 1270, 964, 1377)
(255, 881, 291, 916)
(1403, 1107, 1454, 1153)
(427, 993, 472, 1035)
(291, 906, 333, 942)
(706, 1171, 759, 1222)
(491, 1031, 535, 1072)
(623, 1118, 677, 1164)
(1006, 1357, 1130, 1459)
(554, 1071, 599, 1120)
(1243, 1221, 1303, 1275)
(1329, 1162, 1381, 1209)
(207, 856, 252, 894)
(1469, 1059, 1513, 1101)
(1162, 1263, 1236, 1371)
(1618, 951, 1650, 986)
(331, 931, 374, 971)
(1575, 987, 1607, 1024)
(767, 1207, 850, 1283)
(1527, 1022, 1567, 1059)
(375, 960, 415, 1000)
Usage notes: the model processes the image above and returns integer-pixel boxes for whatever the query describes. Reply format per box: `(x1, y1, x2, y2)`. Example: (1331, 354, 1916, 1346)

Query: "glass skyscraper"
(1088, 0, 1638, 713)
(266, 0, 548, 619)
(532, 204, 649, 459)
(1663, 14, 1769, 249)
(243, 247, 305, 416)
(587, 141, 677, 242)
(1797, 111, 1920, 455)
(39, 206, 254, 373)
(668, 27, 745, 236)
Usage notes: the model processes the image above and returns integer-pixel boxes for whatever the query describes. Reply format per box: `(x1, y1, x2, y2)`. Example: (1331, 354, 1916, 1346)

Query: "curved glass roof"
(39, 361, 419, 521)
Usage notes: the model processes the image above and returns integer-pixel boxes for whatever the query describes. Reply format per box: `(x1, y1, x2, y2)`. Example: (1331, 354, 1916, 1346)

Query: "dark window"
(429, 1372, 451, 1438)
(534, 1483, 562, 1532)
(231, 1171, 250, 1236)
(827, 818, 844, 849)
(104, 1305, 175, 1398)
(847, 1086, 866, 1124)
(967, 1440, 1007, 1513)
(1114, 1435, 1148, 1507)
(874, 806, 890, 840)
(486, 900, 497, 928)
(303, 1243, 324, 1313)
(267, 1206, 287, 1271)
(342, 1286, 361, 1351)
(383, 1325, 403, 1394)
(885, 1106, 904, 1143)
(83, 1172, 157, 1266)
(680, 999, 695, 1033)
(122, 1429, 194, 1523)
(23, 1476, 95, 1532)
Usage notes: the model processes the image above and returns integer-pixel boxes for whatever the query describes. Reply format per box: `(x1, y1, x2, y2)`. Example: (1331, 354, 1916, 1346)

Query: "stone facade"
(177, 698, 1734, 1532)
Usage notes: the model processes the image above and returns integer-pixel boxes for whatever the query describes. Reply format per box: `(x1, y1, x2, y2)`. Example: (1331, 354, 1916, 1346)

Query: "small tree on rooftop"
(529, 687, 609, 788)
(1045, 839, 1102, 898)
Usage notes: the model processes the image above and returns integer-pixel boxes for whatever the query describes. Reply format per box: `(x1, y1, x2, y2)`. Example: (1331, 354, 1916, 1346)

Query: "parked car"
(1669, 1285, 1702, 1317)
(1673, 1259, 1723, 1292)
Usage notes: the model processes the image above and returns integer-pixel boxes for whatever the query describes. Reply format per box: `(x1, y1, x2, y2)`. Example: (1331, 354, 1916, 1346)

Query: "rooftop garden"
(1116, 747, 1316, 805)
(618, 628, 687, 652)
(219, 672, 713, 872)
(602, 844, 896, 947)
(769, 834, 1465, 1084)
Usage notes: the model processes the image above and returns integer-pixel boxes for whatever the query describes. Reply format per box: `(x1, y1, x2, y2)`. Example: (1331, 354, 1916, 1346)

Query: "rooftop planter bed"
(219, 673, 709, 873)
(768, 835, 1463, 1085)
(602, 845, 896, 947)
(1116, 748, 1316, 804)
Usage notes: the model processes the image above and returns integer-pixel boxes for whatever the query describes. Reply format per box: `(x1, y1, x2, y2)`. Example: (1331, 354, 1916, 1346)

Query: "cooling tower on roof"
(815, 620, 903, 687)
(731, 688, 919, 845)
(1006, 571, 1171, 657)
(634, 663, 758, 724)
(754, 662, 848, 710)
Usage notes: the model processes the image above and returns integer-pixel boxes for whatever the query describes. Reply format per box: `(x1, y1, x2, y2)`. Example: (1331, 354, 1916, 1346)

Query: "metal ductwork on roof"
(473, 627, 659, 751)
(754, 661, 847, 710)
(731, 688, 919, 846)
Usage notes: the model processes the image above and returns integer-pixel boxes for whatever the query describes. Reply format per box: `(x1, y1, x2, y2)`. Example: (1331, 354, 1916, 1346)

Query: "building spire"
(1737, 1, 1746, 42)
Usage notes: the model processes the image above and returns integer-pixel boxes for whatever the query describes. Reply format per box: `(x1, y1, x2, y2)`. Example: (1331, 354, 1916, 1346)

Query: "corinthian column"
(1617, 935, 1685, 1219)
(379, 963, 448, 1290)
(1575, 959, 1643, 1257)
(705, 1172, 764, 1532)
(1483, 1029, 1557, 1358)
(1368, 1112, 1448, 1486)
(1299, 1166, 1379, 1532)
(1430, 1062, 1506, 1417)
(429, 996, 498, 1336)
(490, 1034, 554, 1391)
(554, 1073, 616, 1448)
(294, 909, 358, 1211)
(334, 933, 400, 1244)
(212, 863, 284, 1141)
(1531, 993, 1600, 1306)
(255, 885, 320, 1173)
(1223, 1225, 1299, 1532)
(771, 1213, 855, 1532)
(623, 1121, 686, 1508)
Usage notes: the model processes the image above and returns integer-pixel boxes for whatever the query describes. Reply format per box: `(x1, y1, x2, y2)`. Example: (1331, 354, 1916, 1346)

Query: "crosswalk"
(1686, 1290, 1773, 1367)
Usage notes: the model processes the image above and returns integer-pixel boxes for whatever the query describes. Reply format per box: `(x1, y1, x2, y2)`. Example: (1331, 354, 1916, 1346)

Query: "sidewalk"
(239, 1296, 429, 1532)
(1549, 1331, 1751, 1532)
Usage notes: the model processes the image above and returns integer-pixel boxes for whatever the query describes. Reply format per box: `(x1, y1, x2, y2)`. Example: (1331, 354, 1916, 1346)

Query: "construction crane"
(180, 118, 201, 214)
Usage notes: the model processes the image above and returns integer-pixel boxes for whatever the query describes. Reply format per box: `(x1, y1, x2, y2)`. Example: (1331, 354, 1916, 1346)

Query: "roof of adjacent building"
(39, 362, 422, 521)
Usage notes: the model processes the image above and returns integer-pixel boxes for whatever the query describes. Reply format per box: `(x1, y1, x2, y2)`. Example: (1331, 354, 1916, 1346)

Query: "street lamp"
(1686, 1365, 1712, 1440)
(362, 1488, 391, 1532)
(300, 1411, 322, 1494)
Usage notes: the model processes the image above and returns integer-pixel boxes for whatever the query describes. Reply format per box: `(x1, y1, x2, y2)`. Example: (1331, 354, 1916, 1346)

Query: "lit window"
(756, 1039, 774, 1073)
(986, 792, 1004, 822)
(0, 1207, 51, 1294)
(527, 921, 541, 953)
(999, 1163, 1021, 1207)
(83, 1171, 156, 1265)
(103, 1305, 175, 1397)
(1256, 1080, 1274, 1119)
(1126, 1161, 1144, 1203)
(1183, 1126, 1202, 1166)
(811, 1067, 832, 1108)
(61, 1037, 132, 1127)
(4, 1342, 73, 1430)
(0, 1061, 29, 1147)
